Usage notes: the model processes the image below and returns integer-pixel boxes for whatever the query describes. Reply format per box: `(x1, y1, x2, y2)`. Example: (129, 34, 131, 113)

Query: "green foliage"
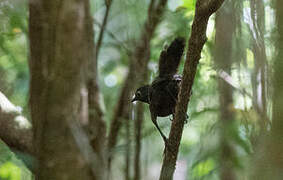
(177, 0, 196, 17)
(0, 0, 29, 109)
(0, 141, 32, 180)
(192, 158, 216, 179)
(0, 162, 21, 180)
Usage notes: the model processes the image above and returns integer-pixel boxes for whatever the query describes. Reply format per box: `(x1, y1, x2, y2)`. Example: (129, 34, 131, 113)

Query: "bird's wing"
(158, 37, 185, 78)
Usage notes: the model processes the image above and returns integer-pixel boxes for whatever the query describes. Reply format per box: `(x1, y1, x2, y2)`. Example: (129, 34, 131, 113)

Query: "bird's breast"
(149, 85, 178, 117)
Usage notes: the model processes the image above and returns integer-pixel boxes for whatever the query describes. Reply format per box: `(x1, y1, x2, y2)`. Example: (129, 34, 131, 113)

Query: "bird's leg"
(150, 113, 174, 155)
(150, 112, 168, 144)
(177, 112, 189, 124)
(184, 114, 189, 124)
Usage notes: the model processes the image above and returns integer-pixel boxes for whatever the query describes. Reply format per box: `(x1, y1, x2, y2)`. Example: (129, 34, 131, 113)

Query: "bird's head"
(131, 85, 150, 104)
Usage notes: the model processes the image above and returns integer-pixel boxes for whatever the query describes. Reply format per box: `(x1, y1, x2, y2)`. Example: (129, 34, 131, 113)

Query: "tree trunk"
(125, 115, 131, 180)
(250, 0, 268, 132)
(85, 0, 107, 178)
(215, 1, 236, 179)
(134, 103, 144, 180)
(107, 0, 167, 171)
(133, 67, 148, 180)
(29, 0, 98, 179)
(251, 0, 283, 179)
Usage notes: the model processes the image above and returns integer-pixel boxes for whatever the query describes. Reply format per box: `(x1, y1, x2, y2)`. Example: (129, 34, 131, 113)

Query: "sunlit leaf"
(0, 162, 21, 180)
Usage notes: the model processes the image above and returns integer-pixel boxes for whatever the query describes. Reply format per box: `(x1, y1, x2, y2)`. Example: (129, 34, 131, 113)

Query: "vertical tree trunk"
(251, 0, 283, 179)
(29, 0, 96, 179)
(214, 1, 236, 180)
(133, 69, 148, 180)
(250, 0, 268, 132)
(125, 115, 131, 180)
(85, 0, 107, 179)
(134, 103, 144, 180)
(107, 0, 167, 171)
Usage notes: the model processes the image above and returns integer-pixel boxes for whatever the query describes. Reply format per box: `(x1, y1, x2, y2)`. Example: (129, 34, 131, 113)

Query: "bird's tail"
(158, 37, 185, 78)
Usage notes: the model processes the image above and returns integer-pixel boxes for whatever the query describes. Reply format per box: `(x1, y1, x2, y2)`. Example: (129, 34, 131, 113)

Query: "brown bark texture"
(159, 0, 225, 179)
(133, 66, 149, 180)
(107, 0, 167, 170)
(215, 1, 236, 180)
(29, 0, 100, 179)
(134, 102, 145, 180)
(251, 0, 283, 179)
(0, 91, 33, 155)
(125, 111, 131, 180)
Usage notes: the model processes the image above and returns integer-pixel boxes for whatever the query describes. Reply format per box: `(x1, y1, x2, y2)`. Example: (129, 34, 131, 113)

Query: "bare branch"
(95, 0, 113, 61)
(159, 0, 225, 179)
(107, 0, 168, 171)
(93, 18, 132, 54)
(84, 0, 107, 178)
(0, 91, 33, 155)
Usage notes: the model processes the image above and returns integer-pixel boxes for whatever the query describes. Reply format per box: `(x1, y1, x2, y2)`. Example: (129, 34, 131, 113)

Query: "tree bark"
(159, 0, 225, 179)
(0, 91, 32, 155)
(133, 68, 149, 180)
(29, 0, 98, 179)
(125, 113, 131, 180)
(133, 103, 144, 180)
(214, 1, 236, 179)
(107, 0, 167, 171)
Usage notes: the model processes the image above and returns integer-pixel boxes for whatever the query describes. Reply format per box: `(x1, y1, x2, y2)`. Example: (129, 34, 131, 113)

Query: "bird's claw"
(169, 114, 189, 123)
(184, 113, 189, 124)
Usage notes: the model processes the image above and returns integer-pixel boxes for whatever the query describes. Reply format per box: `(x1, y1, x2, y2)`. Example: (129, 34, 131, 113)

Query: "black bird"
(131, 37, 185, 144)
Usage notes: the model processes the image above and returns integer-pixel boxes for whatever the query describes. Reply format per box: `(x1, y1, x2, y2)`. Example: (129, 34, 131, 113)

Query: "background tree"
(0, 0, 281, 179)
(107, 0, 168, 173)
(251, 0, 283, 179)
(214, 1, 236, 179)
(29, 0, 104, 179)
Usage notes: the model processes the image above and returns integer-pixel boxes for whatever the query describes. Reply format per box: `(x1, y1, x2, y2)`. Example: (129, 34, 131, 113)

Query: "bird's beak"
(131, 95, 137, 102)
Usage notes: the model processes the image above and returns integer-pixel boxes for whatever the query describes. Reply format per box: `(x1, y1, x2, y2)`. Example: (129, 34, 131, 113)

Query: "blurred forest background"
(0, 0, 282, 179)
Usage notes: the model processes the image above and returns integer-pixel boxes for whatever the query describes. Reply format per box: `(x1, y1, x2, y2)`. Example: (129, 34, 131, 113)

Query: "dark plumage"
(132, 37, 185, 143)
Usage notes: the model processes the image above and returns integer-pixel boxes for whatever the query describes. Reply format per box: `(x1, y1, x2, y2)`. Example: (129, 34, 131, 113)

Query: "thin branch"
(93, 18, 132, 54)
(95, 0, 113, 61)
(159, 0, 225, 179)
(84, 0, 107, 178)
(217, 69, 252, 98)
(107, 0, 168, 172)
